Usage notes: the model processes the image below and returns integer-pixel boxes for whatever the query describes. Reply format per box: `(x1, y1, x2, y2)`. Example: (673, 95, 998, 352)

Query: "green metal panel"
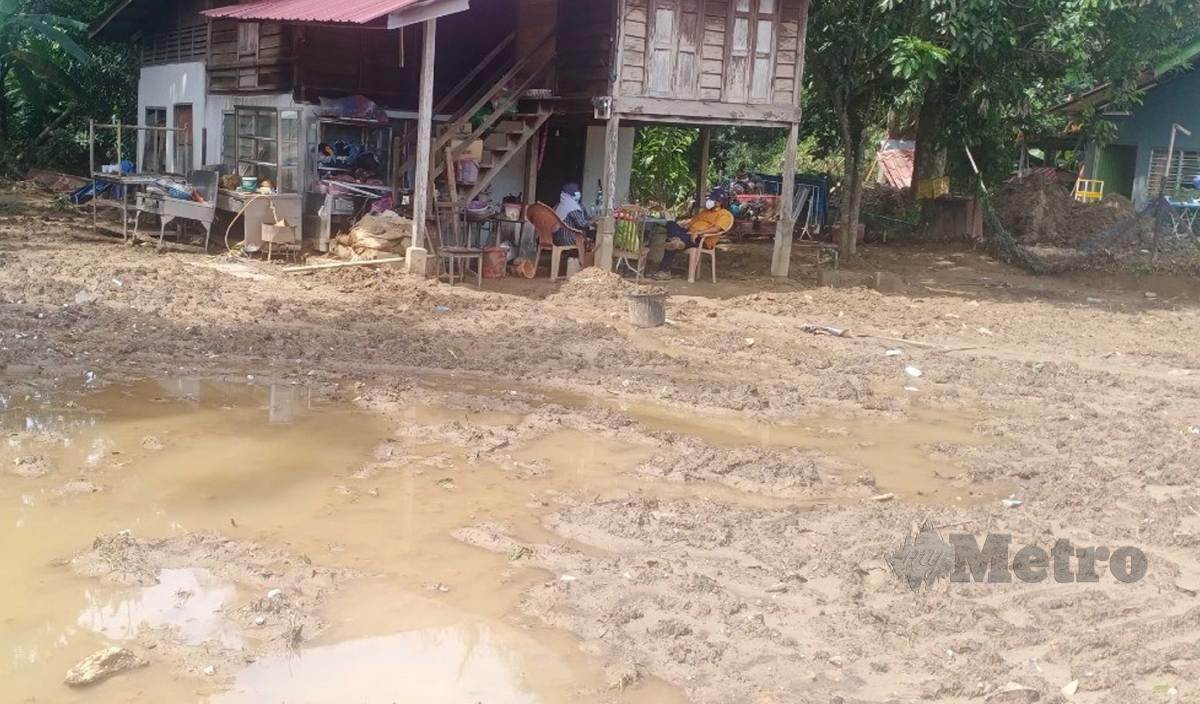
(1095, 144, 1136, 199)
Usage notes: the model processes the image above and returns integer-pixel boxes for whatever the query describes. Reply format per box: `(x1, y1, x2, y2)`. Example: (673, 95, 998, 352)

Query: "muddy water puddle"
(0, 377, 682, 703)
(1, 371, 999, 702)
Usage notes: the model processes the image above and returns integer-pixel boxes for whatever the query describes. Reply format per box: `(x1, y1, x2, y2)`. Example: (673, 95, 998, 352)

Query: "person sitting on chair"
(652, 187, 733, 280)
(553, 182, 594, 246)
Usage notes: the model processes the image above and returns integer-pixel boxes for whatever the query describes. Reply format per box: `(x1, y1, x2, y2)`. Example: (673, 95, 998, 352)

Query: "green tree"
(805, 0, 912, 254)
(0, 0, 135, 174)
(890, 0, 1200, 189)
(630, 126, 698, 213)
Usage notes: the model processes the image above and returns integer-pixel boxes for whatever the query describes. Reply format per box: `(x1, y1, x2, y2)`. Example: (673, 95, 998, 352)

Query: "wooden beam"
(595, 112, 622, 272)
(771, 121, 799, 277)
(284, 257, 407, 274)
(412, 18, 437, 250)
(524, 126, 541, 204)
(695, 126, 710, 212)
(614, 95, 801, 124)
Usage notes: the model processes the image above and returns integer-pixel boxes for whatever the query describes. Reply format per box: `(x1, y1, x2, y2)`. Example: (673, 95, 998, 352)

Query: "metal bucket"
(627, 291, 667, 328)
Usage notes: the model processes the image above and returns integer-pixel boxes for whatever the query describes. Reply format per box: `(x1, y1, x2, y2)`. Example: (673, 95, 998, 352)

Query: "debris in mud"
(800, 323, 848, 337)
(55, 479, 101, 495)
(9, 454, 53, 477)
(140, 435, 164, 450)
(64, 646, 148, 687)
(69, 531, 345, 678)
(985, 681, 1040, 703)
(637, 438, 824, 496)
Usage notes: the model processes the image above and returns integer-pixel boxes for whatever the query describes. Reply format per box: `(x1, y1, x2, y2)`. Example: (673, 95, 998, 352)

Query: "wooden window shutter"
(673, 0, 702, 97)
(647, 1, 677, 95)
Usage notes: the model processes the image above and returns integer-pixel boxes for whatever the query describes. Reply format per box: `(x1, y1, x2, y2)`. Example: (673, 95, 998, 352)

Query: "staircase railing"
(394, 29, 556, 190)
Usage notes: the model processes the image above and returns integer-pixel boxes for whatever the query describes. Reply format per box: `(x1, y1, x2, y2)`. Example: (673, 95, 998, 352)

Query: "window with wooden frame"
(232, 106, 300, 193)
(221, 112, 235, 170)
(750, 0, 777, 101)
(725, 0, 778, 103)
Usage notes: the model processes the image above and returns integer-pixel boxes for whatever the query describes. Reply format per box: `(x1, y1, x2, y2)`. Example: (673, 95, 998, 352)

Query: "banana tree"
(0, 0, 89, 150)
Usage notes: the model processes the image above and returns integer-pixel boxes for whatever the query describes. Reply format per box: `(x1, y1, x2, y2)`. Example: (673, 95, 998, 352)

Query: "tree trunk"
(837, 114, 864, 257)
(911, 85, 947, 199)
(0, 60, 9, 152)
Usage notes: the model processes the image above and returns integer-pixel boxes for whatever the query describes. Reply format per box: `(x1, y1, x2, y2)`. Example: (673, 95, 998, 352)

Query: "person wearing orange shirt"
(652, 187, 733, 280)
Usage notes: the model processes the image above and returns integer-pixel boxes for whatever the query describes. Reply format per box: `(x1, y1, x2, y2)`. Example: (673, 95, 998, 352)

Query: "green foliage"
(630, 126, 697, 213)
(0, 0, 135, 175)
(889, 36, 948, 81)
(631, 124, 832, 214)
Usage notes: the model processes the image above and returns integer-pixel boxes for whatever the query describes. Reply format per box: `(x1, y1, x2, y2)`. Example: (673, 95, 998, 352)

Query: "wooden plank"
(615, 95, 801, 123)
(771, 121, 798, 277)
(596, 113, 621, 272)
(284, 257, 406, 274)
(695, 126, 710, 209)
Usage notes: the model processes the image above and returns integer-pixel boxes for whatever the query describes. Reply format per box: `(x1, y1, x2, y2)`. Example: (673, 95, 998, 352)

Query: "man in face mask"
(652, 187, 733, 280)
(553, 182, 593, 246)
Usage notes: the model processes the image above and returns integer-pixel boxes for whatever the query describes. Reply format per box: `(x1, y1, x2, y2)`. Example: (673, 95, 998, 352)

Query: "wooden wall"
(555, 0, 614, 98)
(294, 26, 411, 105)
(208, 20, 293, 93)
(620, 0, 806, 109)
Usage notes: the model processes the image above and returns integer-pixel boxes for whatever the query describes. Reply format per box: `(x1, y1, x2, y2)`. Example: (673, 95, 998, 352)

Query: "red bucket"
(482, 247, 507, 279)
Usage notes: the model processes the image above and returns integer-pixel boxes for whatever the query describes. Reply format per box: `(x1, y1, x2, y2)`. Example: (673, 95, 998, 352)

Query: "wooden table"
(216, 190, 303, 252)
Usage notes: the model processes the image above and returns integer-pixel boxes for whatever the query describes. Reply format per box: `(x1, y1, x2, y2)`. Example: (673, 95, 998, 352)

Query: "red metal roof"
(201, 0, 431, 24)
(875, 148, 914, 190)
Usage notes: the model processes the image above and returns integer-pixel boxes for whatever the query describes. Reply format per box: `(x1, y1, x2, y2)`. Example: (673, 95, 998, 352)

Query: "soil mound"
(991, 172, 1147, 247)
(548, 268, 631, 302)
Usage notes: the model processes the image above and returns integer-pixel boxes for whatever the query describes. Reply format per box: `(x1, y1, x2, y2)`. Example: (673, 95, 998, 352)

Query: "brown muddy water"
(1, 373, 994, 703)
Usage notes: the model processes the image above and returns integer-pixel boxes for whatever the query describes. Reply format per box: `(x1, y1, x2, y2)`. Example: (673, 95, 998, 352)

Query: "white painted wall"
(136, 62, 206, 172)
(582, 126, 634, 208)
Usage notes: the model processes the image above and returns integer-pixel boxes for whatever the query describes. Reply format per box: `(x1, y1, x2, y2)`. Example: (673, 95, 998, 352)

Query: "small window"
(1149, 148, 1200, 197)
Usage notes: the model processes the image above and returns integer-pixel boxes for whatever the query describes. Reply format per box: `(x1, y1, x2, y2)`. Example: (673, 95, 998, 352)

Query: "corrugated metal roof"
(875, 148, 914, 190)
(201, 0, 430, 24)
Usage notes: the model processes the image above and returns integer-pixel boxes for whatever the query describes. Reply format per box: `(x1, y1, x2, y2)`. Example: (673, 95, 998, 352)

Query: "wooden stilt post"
(771, 121, 799, 277)
(524, 127, 540, 204)
(412, 18, 437, 250)
(696, 126, 711, 212)
(595, 112, 621, 272)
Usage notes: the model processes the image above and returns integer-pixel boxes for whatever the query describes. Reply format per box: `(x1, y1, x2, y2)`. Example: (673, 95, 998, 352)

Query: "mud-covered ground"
(4, 182, 1200, 703)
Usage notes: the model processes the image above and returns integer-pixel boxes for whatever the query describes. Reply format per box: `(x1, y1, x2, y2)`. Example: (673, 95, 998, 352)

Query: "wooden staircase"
(397, 30, 557, 207)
